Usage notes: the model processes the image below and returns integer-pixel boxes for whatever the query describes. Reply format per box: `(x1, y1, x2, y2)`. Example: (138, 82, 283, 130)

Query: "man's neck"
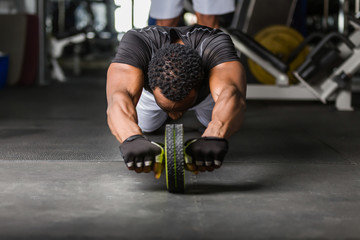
(174, 39, 184, 45)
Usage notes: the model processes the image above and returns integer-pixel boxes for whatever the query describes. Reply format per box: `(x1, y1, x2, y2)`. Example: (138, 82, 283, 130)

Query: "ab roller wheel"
(165, 124, 185, 193)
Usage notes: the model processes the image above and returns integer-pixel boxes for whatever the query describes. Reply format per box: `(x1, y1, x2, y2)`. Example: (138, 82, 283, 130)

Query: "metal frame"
(223, 28, 289, 86)
(292, 17, 360, 111)
(246, 85, 318, 100)
(224, 0, 319, 102)
(225, 0, 360, 110)
(293, 48, 360, 111)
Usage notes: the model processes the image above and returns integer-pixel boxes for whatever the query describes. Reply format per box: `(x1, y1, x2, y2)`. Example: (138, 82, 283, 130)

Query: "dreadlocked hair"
(148, 44, 204, 101)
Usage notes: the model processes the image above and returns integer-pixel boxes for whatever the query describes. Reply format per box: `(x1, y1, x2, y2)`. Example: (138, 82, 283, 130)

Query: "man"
(106, 24, 246, 178)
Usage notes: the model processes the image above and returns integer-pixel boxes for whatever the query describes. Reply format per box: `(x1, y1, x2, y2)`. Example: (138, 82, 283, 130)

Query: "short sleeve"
(112, 30, 152, 72)
(200, 32, 240, 70)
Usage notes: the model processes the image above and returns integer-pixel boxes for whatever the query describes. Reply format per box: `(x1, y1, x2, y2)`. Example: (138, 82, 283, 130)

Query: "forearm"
(107, 91, 142, 143)
(106, 63, 144, 143)
(202, 86, 246, 139)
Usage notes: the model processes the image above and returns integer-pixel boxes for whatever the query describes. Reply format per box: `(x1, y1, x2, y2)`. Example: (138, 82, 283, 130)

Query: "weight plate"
(248, 25, 309, 85)
(165, 124, 185, 193)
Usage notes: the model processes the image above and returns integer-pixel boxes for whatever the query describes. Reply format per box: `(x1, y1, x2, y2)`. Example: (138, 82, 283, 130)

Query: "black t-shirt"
(112, 24, 240, 103)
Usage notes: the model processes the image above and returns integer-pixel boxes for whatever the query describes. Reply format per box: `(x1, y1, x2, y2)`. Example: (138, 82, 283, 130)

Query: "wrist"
(120, 129, 143, 143)
(202, 120, 227, 138)
(123, 134, 147, 143)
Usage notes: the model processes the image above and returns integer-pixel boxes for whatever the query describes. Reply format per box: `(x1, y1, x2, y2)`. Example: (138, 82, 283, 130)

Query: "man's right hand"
(119, 135, 164, 178)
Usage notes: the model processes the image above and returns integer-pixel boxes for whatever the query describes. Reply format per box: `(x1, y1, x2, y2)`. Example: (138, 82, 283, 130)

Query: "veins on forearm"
(204, 87, 245, 139)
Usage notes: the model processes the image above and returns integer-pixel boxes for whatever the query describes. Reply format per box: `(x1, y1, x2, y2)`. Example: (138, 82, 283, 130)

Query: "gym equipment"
(338, 15, 360, 56)
(49, 0, 117, 82)
(223, 0, 360, 110)
(247, 25, 309, 85)
(293, 29, 360, 110)
(225, 26, 312, 86)
(236, 0, 297, 36)
(165, 124, 185, 193)
(50, 32, 86, 82)
(292, 15, 360, 110)
(224, 0, 301, 86)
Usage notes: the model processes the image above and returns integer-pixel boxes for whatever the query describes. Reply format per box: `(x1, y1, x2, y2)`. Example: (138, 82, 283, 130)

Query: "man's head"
(148, 44, 204, 101)
(148, 44, 204, 119)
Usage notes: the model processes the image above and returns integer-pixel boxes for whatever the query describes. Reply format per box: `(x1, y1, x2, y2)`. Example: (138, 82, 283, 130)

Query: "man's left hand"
(184, 137, 229, 172)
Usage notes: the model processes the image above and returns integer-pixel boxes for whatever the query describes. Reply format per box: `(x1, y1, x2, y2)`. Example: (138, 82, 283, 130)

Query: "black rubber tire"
(165, 124, 185, 193)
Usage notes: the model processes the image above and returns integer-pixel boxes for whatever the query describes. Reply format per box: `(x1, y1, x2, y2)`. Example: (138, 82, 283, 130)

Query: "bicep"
(209, 61, 247, 101)
(106, 63, 144, 105)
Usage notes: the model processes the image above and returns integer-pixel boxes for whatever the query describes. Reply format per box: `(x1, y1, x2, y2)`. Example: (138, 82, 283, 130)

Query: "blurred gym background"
(0, 0, 359, 92)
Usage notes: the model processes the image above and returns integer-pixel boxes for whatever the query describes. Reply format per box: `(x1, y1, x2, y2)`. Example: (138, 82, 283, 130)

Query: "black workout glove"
(119, 135, 164, 178)
(184, 137, 229, 172)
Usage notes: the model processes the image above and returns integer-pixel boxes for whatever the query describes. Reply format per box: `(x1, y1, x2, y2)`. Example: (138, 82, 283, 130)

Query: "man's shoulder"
(121, 26, 170, 47)
(128, 26, 170, 36)
(126, 25, 223, 39)
(177, 24, 221, 35)
(176, 25, 230, 47)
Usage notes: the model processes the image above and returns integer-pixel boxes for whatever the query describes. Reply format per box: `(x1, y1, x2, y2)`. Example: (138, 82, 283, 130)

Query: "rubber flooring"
(0, 74, 360, 239)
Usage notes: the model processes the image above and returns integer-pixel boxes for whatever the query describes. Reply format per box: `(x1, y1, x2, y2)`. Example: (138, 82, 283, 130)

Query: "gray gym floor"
(1, 72, 360, 240)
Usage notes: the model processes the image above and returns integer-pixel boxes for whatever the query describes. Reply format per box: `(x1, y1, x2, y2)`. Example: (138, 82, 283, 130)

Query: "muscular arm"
(106, 63, 144, 143)
(202, 61, 247, 139)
